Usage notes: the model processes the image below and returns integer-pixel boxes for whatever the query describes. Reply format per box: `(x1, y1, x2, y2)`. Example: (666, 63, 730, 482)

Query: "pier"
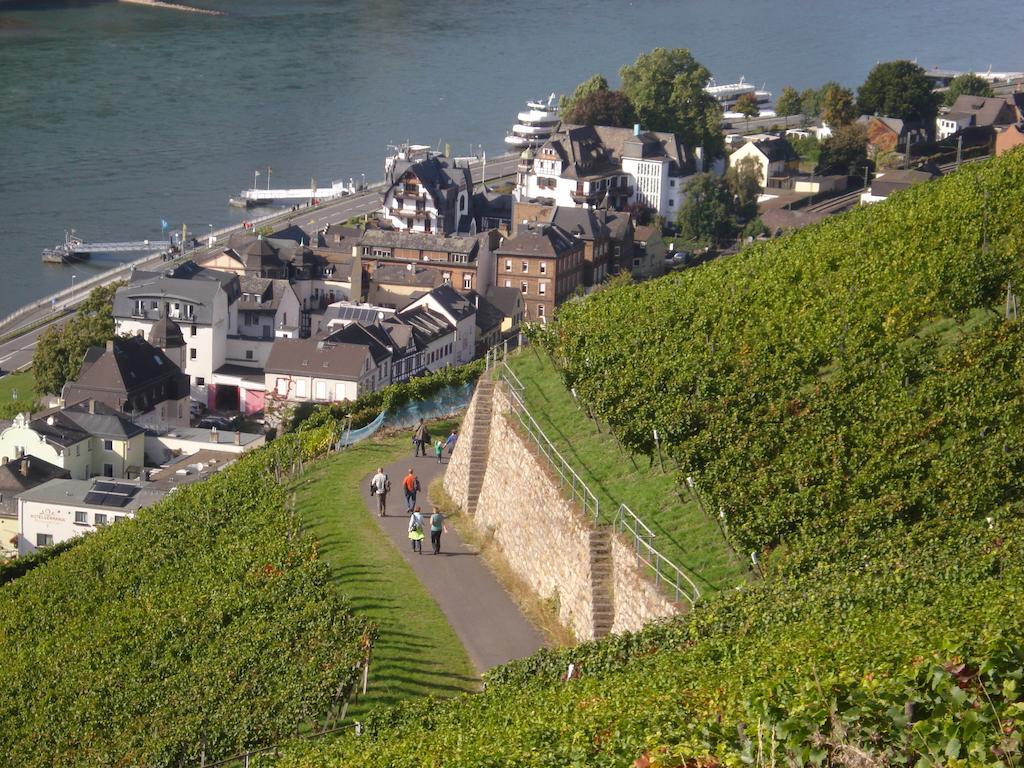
(42, 233, 172, 264)
(230, 179, 358, 208)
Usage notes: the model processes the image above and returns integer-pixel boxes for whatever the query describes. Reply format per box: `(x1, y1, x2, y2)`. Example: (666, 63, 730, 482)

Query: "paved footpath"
(361, 451, 545, 674)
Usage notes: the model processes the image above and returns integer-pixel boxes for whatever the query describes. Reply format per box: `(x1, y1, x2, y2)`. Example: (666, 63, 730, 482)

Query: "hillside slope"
(269, 150, 1024, 767)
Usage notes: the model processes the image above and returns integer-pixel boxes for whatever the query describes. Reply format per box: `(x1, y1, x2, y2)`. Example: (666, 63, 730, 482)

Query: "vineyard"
(0, 415, 371, 767)
(264, 149, 1024, 766)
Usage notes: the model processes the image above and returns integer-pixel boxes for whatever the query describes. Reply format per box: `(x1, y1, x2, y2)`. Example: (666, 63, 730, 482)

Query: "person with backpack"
(408, 506, 425, 554)
(403, 468, 420, 512)
(413, 419, 430, 457)
(434, 438, 444, 465)
(429, 507, 447, 555)
(369, 467, 390, 516)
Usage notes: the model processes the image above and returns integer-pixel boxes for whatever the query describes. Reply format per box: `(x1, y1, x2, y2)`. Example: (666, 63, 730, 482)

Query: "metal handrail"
(615, 503, 701, 608)
(502, 383, 600, 523)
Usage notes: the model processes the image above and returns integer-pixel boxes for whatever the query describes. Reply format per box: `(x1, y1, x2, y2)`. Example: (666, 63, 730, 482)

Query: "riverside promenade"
(0, 153, 518, 374)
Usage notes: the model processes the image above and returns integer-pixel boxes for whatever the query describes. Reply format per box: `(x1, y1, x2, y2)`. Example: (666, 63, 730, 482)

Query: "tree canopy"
(774, 86, 802, 117)
(561, 74, 609, 116)
(675, 173, 738, 247)
(816, 124, 869, 177)
(33, 282, 122, 395)
(857, 60, 939, 124)
(619, 48, 724, 159)
(820, 84, 857, 126)
(943, 72, 995, 107)
(562, 88, 636, 128)
(733, 92, 760, 119)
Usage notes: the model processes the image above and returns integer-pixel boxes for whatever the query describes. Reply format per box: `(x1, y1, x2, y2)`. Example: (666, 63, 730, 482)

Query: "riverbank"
(119, 0, 224, 16)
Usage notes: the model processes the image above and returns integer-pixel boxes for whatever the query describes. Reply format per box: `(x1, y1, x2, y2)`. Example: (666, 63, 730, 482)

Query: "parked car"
(197, 415, 235, 430)
(189, 401, 205, 418)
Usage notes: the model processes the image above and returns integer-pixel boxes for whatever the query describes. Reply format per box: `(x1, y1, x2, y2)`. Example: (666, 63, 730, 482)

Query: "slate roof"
(550, 206, 610, 241)
(460, 290, 504, 335)
(948, 94, 1017, 127)
(496, 223, 579, 258)
(358, 228, 483, 257)
(0, 456, 70, 518)
(30, 401, 145, 447)
(265, 327, 389, 380)
(396, 306, 454, 346)
(115, 265, 239, 324)
(421, 283, 476, 322)
(373, 264, 444, 287)
(237, 277, 293, 313)
(65, 337, 183, 400)
(148, 316, 185, 348)
(16, 478, 158, 512)
(484, 285, 522, 319)
(752, 137, 799, 163)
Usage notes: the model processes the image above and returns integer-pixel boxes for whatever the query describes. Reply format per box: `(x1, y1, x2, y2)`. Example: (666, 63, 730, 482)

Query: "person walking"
(413, 419, 430, 457)
(408, 506, 425, 554)
(403, 468, 420, 512)
(445, 429, 457, 456)
(369, 466, 390, 517)
(434, 438, 444, 465)
(429, 507, 447, 555)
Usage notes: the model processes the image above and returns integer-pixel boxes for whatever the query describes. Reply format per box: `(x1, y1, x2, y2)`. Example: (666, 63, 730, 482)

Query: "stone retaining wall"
(446, 379, 680, 640)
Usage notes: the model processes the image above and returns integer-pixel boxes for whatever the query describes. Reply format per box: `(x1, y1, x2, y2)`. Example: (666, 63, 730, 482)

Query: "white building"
(728, 137, 800, 189)
(380, 146, 474, 235)
(514, 124, 699, 220)
(402, 284, 477, 366)
(17, 477, 160, 555)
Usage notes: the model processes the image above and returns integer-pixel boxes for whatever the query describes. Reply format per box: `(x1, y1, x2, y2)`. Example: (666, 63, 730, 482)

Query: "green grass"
(505, 349, 749, 596)
(288, 423, 478, 721)
(0, 368, 39, 418)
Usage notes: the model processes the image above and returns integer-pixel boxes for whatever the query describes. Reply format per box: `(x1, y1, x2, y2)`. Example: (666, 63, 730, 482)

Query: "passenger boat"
(504, 93, 560, 148)
(41, 231, 87, 264)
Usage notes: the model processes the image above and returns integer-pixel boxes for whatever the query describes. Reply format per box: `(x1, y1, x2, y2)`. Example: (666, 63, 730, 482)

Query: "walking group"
(368, 465, 447, 555)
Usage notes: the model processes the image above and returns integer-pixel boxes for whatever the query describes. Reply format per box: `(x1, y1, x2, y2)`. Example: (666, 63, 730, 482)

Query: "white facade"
(404, 294, 476, 365)
(0, 415, 145, 481)
(936, 113, 972, 140)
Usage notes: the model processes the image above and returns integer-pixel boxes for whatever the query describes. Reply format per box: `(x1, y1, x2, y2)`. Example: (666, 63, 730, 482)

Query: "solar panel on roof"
(84, 481, 140, 508)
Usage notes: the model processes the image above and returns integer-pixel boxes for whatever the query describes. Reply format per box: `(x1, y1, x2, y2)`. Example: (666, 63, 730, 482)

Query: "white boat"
(504, 93, 560, 148)
(705, 76, 773, 112)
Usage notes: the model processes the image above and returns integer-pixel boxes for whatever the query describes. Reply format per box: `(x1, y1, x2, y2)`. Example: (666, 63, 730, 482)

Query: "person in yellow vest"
(408, 506, 425, 554)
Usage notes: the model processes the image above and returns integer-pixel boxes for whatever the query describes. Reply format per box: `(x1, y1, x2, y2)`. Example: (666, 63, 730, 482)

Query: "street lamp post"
(361, 172, 365, 190)
(71, 274, 77, 302)
(208, 224, 213, 248)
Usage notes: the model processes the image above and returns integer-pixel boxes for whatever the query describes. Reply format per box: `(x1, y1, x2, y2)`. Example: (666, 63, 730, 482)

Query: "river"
(0, 0, 1021, 315)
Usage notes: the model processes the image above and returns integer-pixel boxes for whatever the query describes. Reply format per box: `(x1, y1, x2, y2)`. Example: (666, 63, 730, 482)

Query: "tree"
(561, 74, 609, 116)
(725, 155, 761, 220)
(800, 88, 821, 118)
(820, 84, 857, 126)
(775, 86, 802, 117)
(857, 60, 939, 124)
(943, 73, 995, 107)
(620, 48, 724, 159)
(816, 124, 869, 177)
(562, 89, 636, 128)
(734, 92, 760, 119)
(33, 282, 122, 394)
(675, 173, 737, 247)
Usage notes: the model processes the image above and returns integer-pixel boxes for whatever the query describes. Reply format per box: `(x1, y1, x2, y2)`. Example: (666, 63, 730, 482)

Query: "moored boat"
(505, 93, 560, 148)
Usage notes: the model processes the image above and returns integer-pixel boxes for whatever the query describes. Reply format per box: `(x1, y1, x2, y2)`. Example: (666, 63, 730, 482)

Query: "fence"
(493, 360, 600, 523)
(492, 354, 702, 608)
(615, 503, 700, 607)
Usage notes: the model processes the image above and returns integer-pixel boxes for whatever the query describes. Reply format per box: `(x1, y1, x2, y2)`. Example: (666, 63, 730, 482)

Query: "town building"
(0, 456, 69, 557)
(402, 284, 478, 365)
(17, 477, 160, 555)
(549, 206, 611, 286)
(0, 402, 146, 481)
(61, 336, 190, 428)
(859, 167, 942, 204)
(515, 124, 698, 220)
(937, 94, 1019, 140)
(357, 228, 498, 296)
(484, 285, 524, 337)
(728, 137, 800, 189)
(380, 146, 474, 235)
(494, 222, 584, 323)
(858, 115, 931, 155)
(995, 123, 1024, 156)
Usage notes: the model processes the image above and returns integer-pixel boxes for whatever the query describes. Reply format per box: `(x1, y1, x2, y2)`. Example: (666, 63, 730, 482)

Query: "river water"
(0, 0, 1021, 315)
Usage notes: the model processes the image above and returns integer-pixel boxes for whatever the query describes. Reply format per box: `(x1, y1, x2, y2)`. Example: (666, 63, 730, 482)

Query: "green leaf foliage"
(943, 73, 995, 107)
(263, 149, 1024, 768)
(857, 60, 940, 124)
(0, 423, 374, 767)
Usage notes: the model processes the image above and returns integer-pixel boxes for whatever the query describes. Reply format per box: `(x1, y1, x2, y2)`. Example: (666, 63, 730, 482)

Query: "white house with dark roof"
(728, 137, 800, 189)
(17, 477, 161, 555)
(515, 124, 698, 219)
(380, 146, 474, 235)
(402, 284, 477, 365)
(0, 401, 146, 481)
(113, 264, 240, 404)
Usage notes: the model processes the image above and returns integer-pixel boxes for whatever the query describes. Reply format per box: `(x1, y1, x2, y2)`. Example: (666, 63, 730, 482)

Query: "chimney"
(88, 399, 96, 414)
(209, 426, 219, 443)
(350, 244, 363, 300)
(233, 430, 241, 446)
(633, 123, 642, 136)
(20, 458, 29, 477)
(106, 339, 114, 352)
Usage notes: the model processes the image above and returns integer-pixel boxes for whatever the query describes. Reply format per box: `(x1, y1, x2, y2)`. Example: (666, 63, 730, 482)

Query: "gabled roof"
(419, 283, 476, 322)
(322, 324, 393, 365)
(484, 285, 522, 318)
(550, 206, 610, 241)
(460, 290, 504, 335)
(115, 265, 239, 324)
(396, 306, 454, 346)
(238, 276, 292, 313)
(358, 228, 483, 257)
(373, 264, 444, 288)
(30, 401, 145, 447)
(948, 94, 1016, 127)
(495, 223, 579, 258)
(752, 137, 799, 163)
(0, 456, 70, 494)
(148, 316, 184, 348)
(266, 336, 376, 381)
(66, 337, 182, 399)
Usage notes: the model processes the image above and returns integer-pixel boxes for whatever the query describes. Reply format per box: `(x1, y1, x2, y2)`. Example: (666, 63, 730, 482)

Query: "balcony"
(390, 207, 429, 219)
(570, 189, 606, 205)
(394, 186, 422, 200)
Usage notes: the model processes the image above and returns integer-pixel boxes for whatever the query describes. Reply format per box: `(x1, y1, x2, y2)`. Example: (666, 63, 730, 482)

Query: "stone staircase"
(465, 377, 495, 516)
(589, 529, 614, 639)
